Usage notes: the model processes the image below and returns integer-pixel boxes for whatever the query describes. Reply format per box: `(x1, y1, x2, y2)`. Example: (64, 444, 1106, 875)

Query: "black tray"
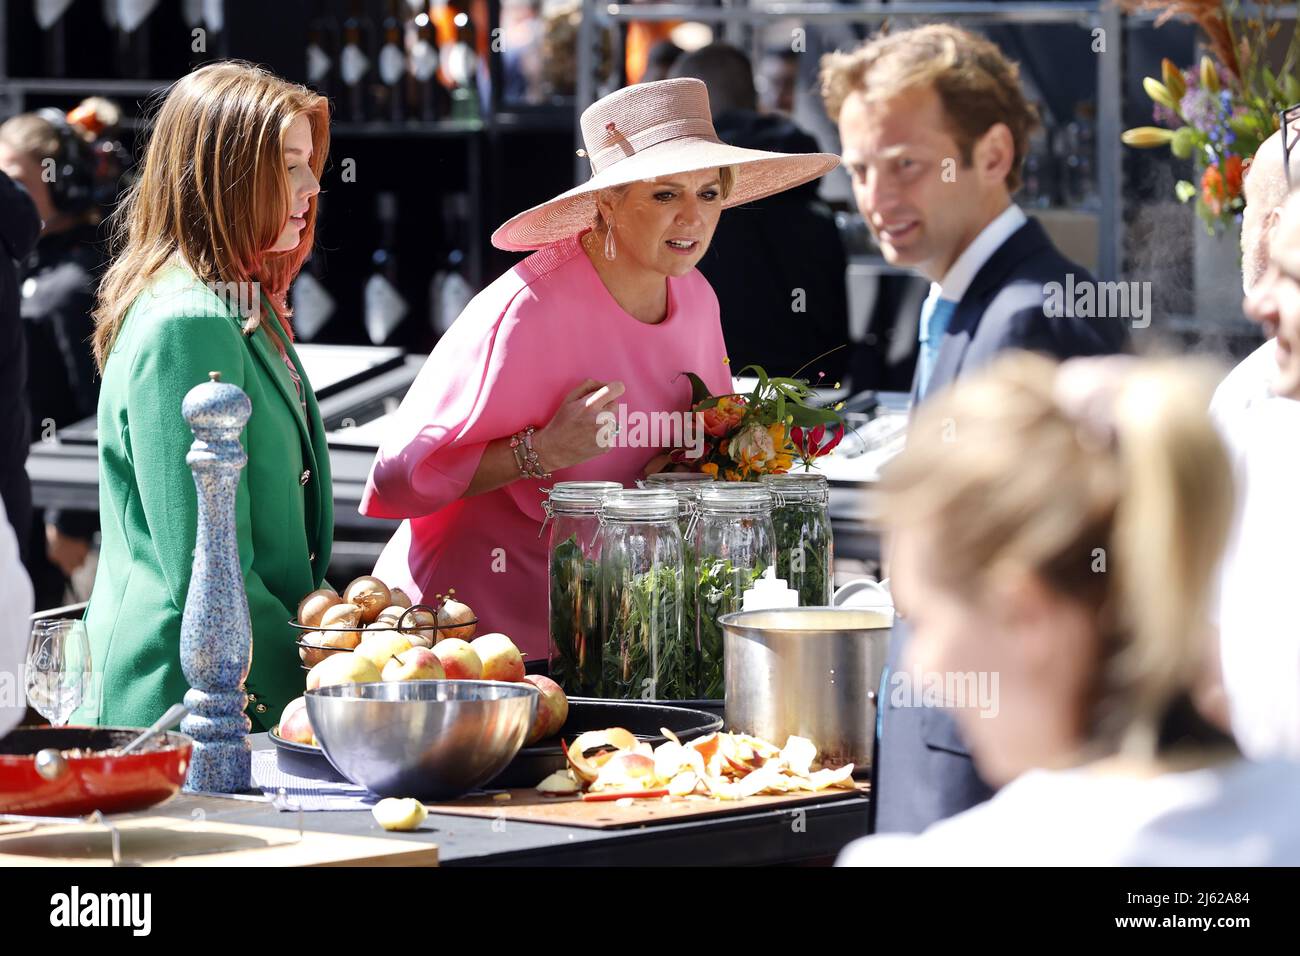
(269, 698, 723, 789)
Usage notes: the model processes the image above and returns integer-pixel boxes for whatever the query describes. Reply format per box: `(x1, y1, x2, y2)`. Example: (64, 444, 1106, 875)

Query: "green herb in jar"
(694, 558, 767, 699)
(772, 503, 832, 607)
(602, 561, 689, 700)
(548, 534, 603, 695)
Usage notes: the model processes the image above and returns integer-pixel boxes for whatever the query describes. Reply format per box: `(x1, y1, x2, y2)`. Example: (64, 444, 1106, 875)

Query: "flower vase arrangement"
(1121, 0, 1300, 234)
(670, 359, 846, 480)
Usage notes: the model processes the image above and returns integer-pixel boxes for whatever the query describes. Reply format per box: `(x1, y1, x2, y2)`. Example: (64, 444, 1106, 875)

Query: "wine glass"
(25, 619, 92, 727)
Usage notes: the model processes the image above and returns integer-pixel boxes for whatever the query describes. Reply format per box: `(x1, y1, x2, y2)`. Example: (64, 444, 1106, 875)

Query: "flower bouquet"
(1120, 0, 1300, 234)
(669, 362, 846, 481)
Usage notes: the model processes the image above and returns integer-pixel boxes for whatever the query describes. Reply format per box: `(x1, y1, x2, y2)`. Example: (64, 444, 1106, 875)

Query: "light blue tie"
(917, 297, 958, 399)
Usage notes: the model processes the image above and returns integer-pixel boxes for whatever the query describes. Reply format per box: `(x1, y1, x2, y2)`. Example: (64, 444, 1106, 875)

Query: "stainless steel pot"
(719, 607, 893, 773)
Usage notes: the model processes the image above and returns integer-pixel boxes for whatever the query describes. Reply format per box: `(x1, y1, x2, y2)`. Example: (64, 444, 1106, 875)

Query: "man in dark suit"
(821, 24, 1129, 834)
(0, 170, 41, 578)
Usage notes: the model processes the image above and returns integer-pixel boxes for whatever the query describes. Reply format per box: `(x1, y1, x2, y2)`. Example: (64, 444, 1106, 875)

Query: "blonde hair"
(819, 24, 1039, 192)
(881, 353, 1234, 759)
(92, 60, 330, 371)
(0, 113, 61, 162)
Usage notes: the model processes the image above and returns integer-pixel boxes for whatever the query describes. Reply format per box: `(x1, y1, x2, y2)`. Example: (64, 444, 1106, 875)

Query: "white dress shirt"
(1210, 339, 1300, 759)
(1, 495, 35, 738)
(838, 759, 1300, 866)
(918, 204, 1029, 321)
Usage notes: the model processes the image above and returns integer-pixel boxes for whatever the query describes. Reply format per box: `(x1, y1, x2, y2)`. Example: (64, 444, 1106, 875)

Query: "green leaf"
(1287, 73, 1300, 105)
(786, 405, 843, 428)
(1170, 126, 1196, 159)
(1175, 179, 1197, 203)
(681, 371, 713, 407)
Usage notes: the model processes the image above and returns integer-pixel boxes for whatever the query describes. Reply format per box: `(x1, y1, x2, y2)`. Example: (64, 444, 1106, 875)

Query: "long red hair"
(93, 60, 330, 370)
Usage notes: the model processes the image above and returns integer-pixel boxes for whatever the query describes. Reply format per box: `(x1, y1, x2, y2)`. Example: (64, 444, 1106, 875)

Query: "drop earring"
(604, 217, 617, 261)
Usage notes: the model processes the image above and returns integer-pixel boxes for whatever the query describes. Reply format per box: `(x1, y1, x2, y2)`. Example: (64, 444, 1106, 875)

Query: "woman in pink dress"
(361, 78, 838, 660)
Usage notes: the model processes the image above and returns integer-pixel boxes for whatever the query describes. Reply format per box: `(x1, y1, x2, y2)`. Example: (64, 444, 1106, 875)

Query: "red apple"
(431, 638, 482, 680)
(469, 633, 525, 682)
(523, 674, 569, 744)
(277, 697, 315, 745)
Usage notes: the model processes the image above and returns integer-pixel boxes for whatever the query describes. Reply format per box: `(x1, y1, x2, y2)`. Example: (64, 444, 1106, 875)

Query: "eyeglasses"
(1282, 103, 1300, 189)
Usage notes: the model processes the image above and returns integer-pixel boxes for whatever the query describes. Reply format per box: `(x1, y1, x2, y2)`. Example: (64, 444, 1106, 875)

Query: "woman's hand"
(533, 378, 626, 472)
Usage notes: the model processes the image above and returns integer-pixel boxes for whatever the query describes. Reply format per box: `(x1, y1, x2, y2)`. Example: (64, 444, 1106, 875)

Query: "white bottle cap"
(742, 565, 799, 611)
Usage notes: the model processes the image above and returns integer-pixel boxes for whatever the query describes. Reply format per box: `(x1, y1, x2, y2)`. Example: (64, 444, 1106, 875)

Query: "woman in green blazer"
(78, 62, 333, 733)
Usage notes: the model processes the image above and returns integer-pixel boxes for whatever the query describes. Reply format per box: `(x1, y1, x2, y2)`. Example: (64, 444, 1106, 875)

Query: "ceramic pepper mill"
(179, 371, 254, 792)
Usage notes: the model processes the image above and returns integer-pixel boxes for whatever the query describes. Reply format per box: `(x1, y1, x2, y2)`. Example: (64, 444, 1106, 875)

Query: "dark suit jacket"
(0, 173, 41, 566)
(874, 215, 1130, 835)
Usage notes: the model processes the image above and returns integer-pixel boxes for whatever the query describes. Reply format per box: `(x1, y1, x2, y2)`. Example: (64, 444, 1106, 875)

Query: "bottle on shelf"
(408, 8, 446, 122)
(113, 0, 159, 80)
(440, 4, 481, 121)
(340, 0, 376, 123)
(365, 192, 409, 345)
(291, 200, 336, 342)
(375, 0, 409, 123)
(306, 1, 339, 101)
(430, 192, 476, 337)
(34, 0, 71, 77)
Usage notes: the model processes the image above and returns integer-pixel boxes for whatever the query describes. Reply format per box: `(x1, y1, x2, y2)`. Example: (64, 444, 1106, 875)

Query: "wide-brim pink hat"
(491, 78, 841, 252)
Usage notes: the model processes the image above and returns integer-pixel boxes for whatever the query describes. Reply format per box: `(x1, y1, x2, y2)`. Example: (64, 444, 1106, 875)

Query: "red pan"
(0, 726, 192, 817)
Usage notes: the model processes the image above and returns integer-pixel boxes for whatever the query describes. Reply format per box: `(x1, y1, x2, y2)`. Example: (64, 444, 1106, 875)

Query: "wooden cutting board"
(425, 783, 868, 829)
(0, 816, 438, 867)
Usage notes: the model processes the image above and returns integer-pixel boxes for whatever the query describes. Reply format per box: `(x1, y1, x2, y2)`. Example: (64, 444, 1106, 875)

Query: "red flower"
(791, 423, 845, 460)
(1202, 164, 1226, 215)
(1224, 154, 1243, 198)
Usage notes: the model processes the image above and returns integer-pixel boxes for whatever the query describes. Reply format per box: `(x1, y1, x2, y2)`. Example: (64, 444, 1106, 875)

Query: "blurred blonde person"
(840, 353, 1300, 865)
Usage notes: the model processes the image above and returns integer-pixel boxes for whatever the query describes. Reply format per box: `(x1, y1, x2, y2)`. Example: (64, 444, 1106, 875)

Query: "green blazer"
(78, 264, 333, 733)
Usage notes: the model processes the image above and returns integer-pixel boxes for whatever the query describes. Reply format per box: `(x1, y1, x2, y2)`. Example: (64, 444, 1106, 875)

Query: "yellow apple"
(469, 633, 525, 682)
(306, 652, 381, 691)
(381, 646, 446, 681)
(354, 631, 413, 674)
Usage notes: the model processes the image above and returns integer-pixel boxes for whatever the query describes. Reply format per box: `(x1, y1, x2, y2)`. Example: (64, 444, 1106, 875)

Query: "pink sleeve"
(361, 284, 552, 520)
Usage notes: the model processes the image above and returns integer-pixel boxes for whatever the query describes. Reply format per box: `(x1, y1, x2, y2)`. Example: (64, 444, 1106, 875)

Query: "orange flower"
(699, 396, 746, 437)
(1202, 164, 1226, 215)
(700, 462, 719, 478)
(1224, 154, 1243, 198)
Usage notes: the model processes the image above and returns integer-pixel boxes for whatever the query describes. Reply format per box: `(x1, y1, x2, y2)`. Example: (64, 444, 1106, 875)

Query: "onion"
(388, 587, 413, 609)
(436, 599, 476, 642)
(319, 603, 363, 630)
(297, 588, 341, 628)
(344, 575, 392, 623)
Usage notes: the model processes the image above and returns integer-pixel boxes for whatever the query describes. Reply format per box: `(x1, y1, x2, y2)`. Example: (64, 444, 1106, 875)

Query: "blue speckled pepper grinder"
(179, 370, 253, 793)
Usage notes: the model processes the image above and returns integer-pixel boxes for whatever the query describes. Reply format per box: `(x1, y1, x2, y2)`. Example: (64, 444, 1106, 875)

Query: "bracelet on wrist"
(509, 425, 552, 480)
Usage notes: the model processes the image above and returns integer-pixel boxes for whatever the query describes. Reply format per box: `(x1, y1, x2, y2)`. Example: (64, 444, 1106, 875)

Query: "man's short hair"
(0, 113, 62, 163)
(820, 24, 1039, 192)
(669, 42, 758, 116)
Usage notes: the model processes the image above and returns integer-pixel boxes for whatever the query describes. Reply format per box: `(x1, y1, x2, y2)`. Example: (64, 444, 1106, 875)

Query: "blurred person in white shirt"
(840, 353, 1300, 866)
(1214, 189, 1300, 761)
(0, 493, 35, 738)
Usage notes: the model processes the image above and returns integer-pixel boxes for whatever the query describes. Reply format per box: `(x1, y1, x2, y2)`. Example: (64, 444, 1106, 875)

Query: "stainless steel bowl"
(720, 607, 893, 774)
(305, 680, 539, 800)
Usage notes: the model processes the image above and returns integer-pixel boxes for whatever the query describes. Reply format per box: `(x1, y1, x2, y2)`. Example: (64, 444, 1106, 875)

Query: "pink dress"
(360, 233, 732, 660)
